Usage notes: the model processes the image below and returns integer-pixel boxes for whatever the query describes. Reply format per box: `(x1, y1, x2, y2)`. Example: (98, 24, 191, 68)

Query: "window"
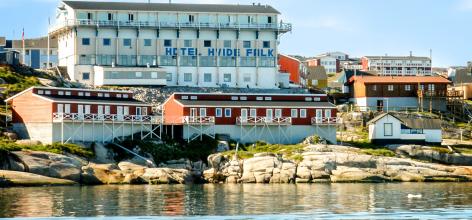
(223, 40, 231, 48)
(420, 84, 425, 90)
(164, 40, 172, 47)
(78, 92, 84, 96)
(123, 39, 131, 47)
(38, 90, 44, 95)
(82, 38, 90, 46)
(387, 85, 394, 91)
(182, 96, 188, 100)
(104, 93, 110, 97)
(199, 108, 206, 117)
(384, 123, 393, 136)
(268, 16, 272, 24)
(203, 73, 212, 82)
(58, 91, 64, 96)
(123, 94, 129, 98)
(85, 92, 91, 97)
(98, 93, 103, 97)
(263, 41, 270, 48)
(87, 13, 92, 20)
(405, 85, 411, 91)
(428, 84, 435, 91)
(275, 109, 282, 118)
(144, 39, 152, 47)
(291, 109, 298, 118)
(250, 109, 257, 117)
(204, 40, 212, 47)
(166, 73, 172, 81)
(82, 72, 90, 80)
(184, 40, 192, 48)
(223, 73, 231, 82)
(44, 90, 51, 95)
(243, 74, 251, 82)
(264, 97, 272, 101)
(128, 13, 134, 21)
(103, 38, 111, 46)
(216, 108, 223, 117)
(300, 109, 307, 118)
(65, 91, 71, 96)
(135, 72, 142, 78)
(188, 15, 195, 23)
(151, 72, 158, 79)
(184, 73, 192, 82)
(107, 13, 113, 21)
(243, 41, 251, 48)
(224, 108, 232, 117)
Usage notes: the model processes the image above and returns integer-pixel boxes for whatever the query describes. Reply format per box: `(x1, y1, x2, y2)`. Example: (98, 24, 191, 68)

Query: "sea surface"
(1, 183, 472, 219)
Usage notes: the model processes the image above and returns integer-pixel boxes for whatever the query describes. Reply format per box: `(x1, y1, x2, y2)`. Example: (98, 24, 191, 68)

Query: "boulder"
(12, 151, 83, 182)
(81, 163, 128, 184)
(0, 170, 77, 187)
(396, 145, 472, 166)
(141, 168, 193, 184)
(331, 167, 388, 183)
(240, 156, 279, 183)
(3, 132, 18, 141)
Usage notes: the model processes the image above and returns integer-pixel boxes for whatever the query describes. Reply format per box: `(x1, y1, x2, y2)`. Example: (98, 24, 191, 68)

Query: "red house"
(6, 87, 160, 144)
(278, 54, 306, 85)
(162, 92, 338, 144)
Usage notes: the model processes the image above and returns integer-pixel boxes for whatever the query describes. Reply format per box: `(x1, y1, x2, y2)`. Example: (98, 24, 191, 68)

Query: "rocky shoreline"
(2, 144, 472, 187)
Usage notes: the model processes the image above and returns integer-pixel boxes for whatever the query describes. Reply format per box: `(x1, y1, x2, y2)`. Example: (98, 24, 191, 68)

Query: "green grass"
(0, 139, 93, 158)
(221, 141, 306, 160)
(361, 148, 396, 157)
(0, 67, 40, 98)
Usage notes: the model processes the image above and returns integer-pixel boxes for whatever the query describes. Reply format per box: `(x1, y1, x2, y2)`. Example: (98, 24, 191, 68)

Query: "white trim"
(171, 92, 327, 97)
(4, 86, 34, 102)
(179, 105, 335, 109)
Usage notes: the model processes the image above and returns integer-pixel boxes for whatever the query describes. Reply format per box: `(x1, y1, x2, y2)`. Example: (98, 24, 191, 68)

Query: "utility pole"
(47, 17, 50, 69)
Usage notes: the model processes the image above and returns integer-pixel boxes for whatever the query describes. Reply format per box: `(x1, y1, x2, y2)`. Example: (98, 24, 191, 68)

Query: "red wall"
(278, 55, 302, 84)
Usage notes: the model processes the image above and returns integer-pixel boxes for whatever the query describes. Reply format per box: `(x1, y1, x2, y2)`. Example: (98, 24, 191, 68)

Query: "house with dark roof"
(162, 92, 338, 144)
(367, 112, 442, 145)
(347, 75, 452, 112)
(5, 87, 161, 144)
(306, 66, 327, 89)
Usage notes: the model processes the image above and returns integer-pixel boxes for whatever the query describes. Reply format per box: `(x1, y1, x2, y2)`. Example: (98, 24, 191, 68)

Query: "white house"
(49, 1, 292, 88)
(367, 113, 442, 145)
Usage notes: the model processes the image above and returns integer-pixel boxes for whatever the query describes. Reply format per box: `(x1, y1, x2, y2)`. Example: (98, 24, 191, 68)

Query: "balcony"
(50, 19, 292, 34)
(236, 116, 292, 126)
(311, 117, 339, 125)
(52, 113, 161, 124)
(183, 116, 215, 125)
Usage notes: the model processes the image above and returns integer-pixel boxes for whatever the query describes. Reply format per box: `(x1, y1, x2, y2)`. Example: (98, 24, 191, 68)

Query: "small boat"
(407, 194, 422, 198)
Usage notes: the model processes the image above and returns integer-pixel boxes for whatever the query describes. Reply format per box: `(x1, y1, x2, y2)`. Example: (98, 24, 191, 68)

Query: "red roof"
(348, 75, 451, 84)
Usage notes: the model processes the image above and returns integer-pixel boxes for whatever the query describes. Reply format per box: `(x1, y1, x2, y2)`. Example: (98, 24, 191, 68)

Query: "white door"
(105, 106, 110, 115)
(85, 105, 91, 114)
(117, 106, 124, 120)
(275, 109, 282, 118)
(266, 109, 273, 122)
(77, 104, 84, 119)
(97, 105, 103, 119)
(250, 108, 257, 118)
(57, 104, 64, 113)
(316, 109, 323, 123)
(190, 108, 197, 123)
(64, 104, 71, 113)
(324, 109, 332, 123)
(241, 108, 248, 122)
(124, 106, 129, 115)
(200, 108, 207, 117)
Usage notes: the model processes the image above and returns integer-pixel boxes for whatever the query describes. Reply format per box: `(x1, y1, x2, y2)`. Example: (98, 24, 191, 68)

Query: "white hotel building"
(50, 1, 292, 88)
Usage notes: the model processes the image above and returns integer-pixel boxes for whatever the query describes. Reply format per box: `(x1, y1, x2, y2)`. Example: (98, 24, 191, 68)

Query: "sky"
(1, 0, 471, 67)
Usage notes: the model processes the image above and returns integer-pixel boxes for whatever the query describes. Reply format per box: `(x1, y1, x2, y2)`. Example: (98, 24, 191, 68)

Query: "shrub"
(0, 139, 93, 158)
(361, 148, 396, 157)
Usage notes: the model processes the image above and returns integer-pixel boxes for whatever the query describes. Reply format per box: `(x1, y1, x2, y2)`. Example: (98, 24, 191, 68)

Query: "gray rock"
(0, 170, 77, 187)
(12, 151, 83, 182)
(81, 163, 128, 184)
(141, 168, 193, 184)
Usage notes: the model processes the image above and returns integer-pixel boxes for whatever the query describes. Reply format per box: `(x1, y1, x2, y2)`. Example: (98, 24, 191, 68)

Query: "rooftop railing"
(50, 19, 292, 33)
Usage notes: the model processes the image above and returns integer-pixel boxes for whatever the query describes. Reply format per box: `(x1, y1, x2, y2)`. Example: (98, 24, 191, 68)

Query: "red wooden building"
(6, 87, 161, 144)
(162, 92, 338, 144)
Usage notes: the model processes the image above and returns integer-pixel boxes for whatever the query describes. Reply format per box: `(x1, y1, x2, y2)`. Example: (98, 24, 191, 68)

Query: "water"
(1, 183, 472, 219)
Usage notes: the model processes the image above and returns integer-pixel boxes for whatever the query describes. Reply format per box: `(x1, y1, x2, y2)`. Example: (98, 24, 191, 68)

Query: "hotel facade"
(50, 1, 291, 88)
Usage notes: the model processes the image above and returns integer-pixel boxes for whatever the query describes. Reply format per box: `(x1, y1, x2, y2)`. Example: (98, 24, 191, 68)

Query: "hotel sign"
(165, 48, 274, 57)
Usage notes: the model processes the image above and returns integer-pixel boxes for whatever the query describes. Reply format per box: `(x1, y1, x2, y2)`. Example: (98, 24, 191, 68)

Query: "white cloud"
(456, 0, 472, 11)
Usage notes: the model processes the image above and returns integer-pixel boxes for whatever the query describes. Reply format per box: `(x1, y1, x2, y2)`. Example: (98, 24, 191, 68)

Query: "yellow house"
(306, 66, 328, 89)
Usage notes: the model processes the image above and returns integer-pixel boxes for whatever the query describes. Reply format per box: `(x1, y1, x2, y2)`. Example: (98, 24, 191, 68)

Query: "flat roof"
(176, 100, 335, 108)
(63, 1, 280, 14)
(349, 76, 451, 84)
(363, 56, 431, 61)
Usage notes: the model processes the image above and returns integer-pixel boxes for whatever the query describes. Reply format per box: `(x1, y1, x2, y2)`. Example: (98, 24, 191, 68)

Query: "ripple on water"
(1, 183, 472, 218)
